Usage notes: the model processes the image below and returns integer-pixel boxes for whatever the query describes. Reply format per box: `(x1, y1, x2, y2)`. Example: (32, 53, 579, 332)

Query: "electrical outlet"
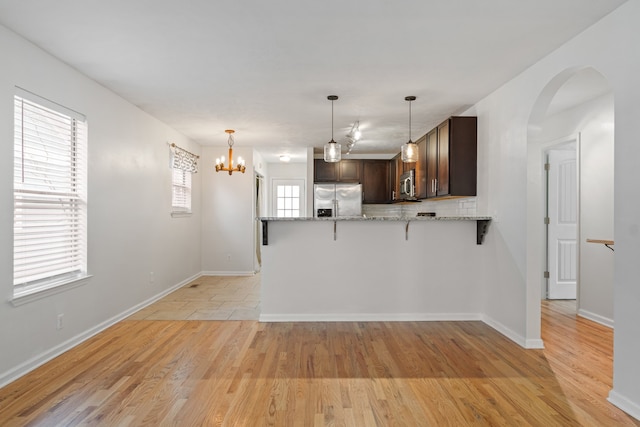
(56, 314, 64, 330)
(226, 253, 232, 261)
(149, 271, 155, 285)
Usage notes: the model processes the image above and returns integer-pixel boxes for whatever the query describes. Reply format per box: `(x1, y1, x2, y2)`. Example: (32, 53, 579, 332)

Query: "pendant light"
(323, 95, 341, 163)
(401, 96, 419, 163)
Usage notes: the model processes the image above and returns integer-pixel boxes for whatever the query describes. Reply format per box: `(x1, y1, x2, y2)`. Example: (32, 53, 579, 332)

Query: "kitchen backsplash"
(362, 197, 477, 218)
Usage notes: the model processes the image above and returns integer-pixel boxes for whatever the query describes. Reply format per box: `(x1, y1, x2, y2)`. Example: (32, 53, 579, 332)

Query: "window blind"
(172, 168, 192, 212)
(13, 94, 88, 289)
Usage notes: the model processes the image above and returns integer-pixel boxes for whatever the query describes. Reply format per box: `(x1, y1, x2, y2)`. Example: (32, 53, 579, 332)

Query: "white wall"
(200, 146, 255, 274)
(467, 0, 640, 417)
(0, 25, 202, 385)
(536, 93, 615, 325)
(261, 220, 486, 322)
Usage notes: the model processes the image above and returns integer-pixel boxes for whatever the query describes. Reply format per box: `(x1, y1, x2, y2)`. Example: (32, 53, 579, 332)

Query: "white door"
(547, 149, 578, 299)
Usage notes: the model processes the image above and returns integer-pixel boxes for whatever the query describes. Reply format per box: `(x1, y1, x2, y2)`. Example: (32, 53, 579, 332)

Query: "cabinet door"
(392, 154, 403, 201)
(338, 160, 362, 182)
(415, 135, 427, 199)
(314, 159, 338, 182)
(437, 121, 450, 196)
(362, 160, 390, 204)
(426, 129, 438, 198)
(448, 116, 477, 197)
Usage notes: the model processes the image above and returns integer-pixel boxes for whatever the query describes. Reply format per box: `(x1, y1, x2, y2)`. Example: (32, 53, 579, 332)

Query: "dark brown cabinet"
(338, 159, 361, 182)
(314, 159, 338, 181)
(414, 135, 427, 199)
(427, 116, 477, 198)
(426, 129, 438, 198)
(362, 160, 390, 203)
(314, 159, 362, 182)
(389, 154, 402, 201)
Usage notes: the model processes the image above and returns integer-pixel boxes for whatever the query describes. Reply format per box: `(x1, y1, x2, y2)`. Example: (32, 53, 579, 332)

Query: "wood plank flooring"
(0, 286, 638, 425)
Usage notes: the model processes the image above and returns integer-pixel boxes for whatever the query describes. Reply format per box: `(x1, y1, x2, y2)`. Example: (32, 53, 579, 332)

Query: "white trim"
(578, 308, 614, 328)
(170, 211, 193, 218)
(0, 272, 200, 388)
(482, 314, 545, 349)
(201, 271, 255, 277)
(259, 313, 483, 322)
(608, 390, 640, 421)
(10, 275, 93, 307)
(15, 86, 86, 121)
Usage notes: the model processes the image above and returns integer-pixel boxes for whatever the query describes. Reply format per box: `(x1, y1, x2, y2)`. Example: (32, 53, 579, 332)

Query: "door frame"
(544, 136, 580, 302)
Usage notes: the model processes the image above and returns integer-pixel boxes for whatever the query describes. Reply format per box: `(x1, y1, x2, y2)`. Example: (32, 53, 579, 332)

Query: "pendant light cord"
(331, 98, 334, 141)
(408, 98, 412, 142)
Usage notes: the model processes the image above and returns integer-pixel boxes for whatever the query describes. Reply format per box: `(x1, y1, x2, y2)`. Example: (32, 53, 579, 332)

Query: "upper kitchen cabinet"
(414, 134, 427, 199)
(426, 129, 438, 198)
(314, 159, 362, 182)
(428, 116, 477, 198)
(338, 159, 361, 182)
(362, 160, 390, 204)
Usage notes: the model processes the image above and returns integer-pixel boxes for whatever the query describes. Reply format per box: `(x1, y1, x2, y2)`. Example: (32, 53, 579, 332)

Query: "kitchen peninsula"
(259, 215, 491, 322)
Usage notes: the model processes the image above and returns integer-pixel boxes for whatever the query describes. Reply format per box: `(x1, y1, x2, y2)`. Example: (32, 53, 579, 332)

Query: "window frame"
(271, 179, 305, 218)
(12, 88, 91, 304)
(171, 166, 192, 216)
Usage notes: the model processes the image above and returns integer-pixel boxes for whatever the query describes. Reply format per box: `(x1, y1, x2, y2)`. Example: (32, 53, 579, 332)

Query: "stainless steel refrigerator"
(313, 183, 362, 218)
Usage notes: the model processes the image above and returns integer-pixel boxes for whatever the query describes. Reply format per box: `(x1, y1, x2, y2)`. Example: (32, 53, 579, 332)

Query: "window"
(13, 89, 89, 299)
(171, 167, 192, 213)
(272, 179, 305, 217)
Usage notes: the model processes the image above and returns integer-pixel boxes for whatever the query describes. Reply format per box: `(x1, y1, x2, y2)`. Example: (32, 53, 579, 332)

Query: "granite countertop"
(258, 216, 491, 221)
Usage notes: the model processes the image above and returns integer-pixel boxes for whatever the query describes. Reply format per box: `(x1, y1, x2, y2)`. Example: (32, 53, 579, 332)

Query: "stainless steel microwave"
(400, 169, 416, 199)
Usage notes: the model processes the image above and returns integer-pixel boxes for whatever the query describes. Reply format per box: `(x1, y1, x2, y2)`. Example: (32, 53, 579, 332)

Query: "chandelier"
(215, 129, 246, 175)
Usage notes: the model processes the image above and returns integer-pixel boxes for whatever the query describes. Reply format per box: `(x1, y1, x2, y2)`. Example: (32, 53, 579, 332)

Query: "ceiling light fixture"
(279, 154, 291, 162)
(346, 120, 361, 154)
(215, 129, 246, 175)
(401, 96, 419, 163)
(323, 95, 341, 163)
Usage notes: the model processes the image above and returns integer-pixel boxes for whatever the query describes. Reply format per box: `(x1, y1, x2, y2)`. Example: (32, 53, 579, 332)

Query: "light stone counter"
(258, 216, 491, 221)
(258, 216, 492, 245)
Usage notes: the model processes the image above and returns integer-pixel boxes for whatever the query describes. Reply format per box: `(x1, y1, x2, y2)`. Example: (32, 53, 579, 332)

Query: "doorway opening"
(526, 67, 614, 346)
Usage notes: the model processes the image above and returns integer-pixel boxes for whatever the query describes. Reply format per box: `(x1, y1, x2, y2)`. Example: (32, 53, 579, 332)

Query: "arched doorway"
(526, 67, 614, 343)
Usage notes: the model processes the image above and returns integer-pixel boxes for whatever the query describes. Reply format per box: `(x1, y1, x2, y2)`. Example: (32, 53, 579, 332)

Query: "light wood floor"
(0, 281, 638, 426)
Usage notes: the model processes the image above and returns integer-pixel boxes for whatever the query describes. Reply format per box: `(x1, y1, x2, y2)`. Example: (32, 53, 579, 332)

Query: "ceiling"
(0, 1, 626, 163)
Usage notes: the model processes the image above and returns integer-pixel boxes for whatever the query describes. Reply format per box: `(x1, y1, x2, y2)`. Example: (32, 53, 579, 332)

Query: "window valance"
(170, 143, 199, 173)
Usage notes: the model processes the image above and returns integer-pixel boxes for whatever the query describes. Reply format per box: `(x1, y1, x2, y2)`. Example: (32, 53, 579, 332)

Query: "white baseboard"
(259, 312, 483, 322)
(201, 271, 255, 277)
(578, 308, 614, 328)
(0, 272, 201, 389)
(481, 314, 544, 349)
(608, 389, 640, 421)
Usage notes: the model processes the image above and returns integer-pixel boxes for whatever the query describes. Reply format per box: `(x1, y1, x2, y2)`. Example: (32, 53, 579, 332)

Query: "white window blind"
(13, 92, 88, 293)
(172, 167, 192, 212)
